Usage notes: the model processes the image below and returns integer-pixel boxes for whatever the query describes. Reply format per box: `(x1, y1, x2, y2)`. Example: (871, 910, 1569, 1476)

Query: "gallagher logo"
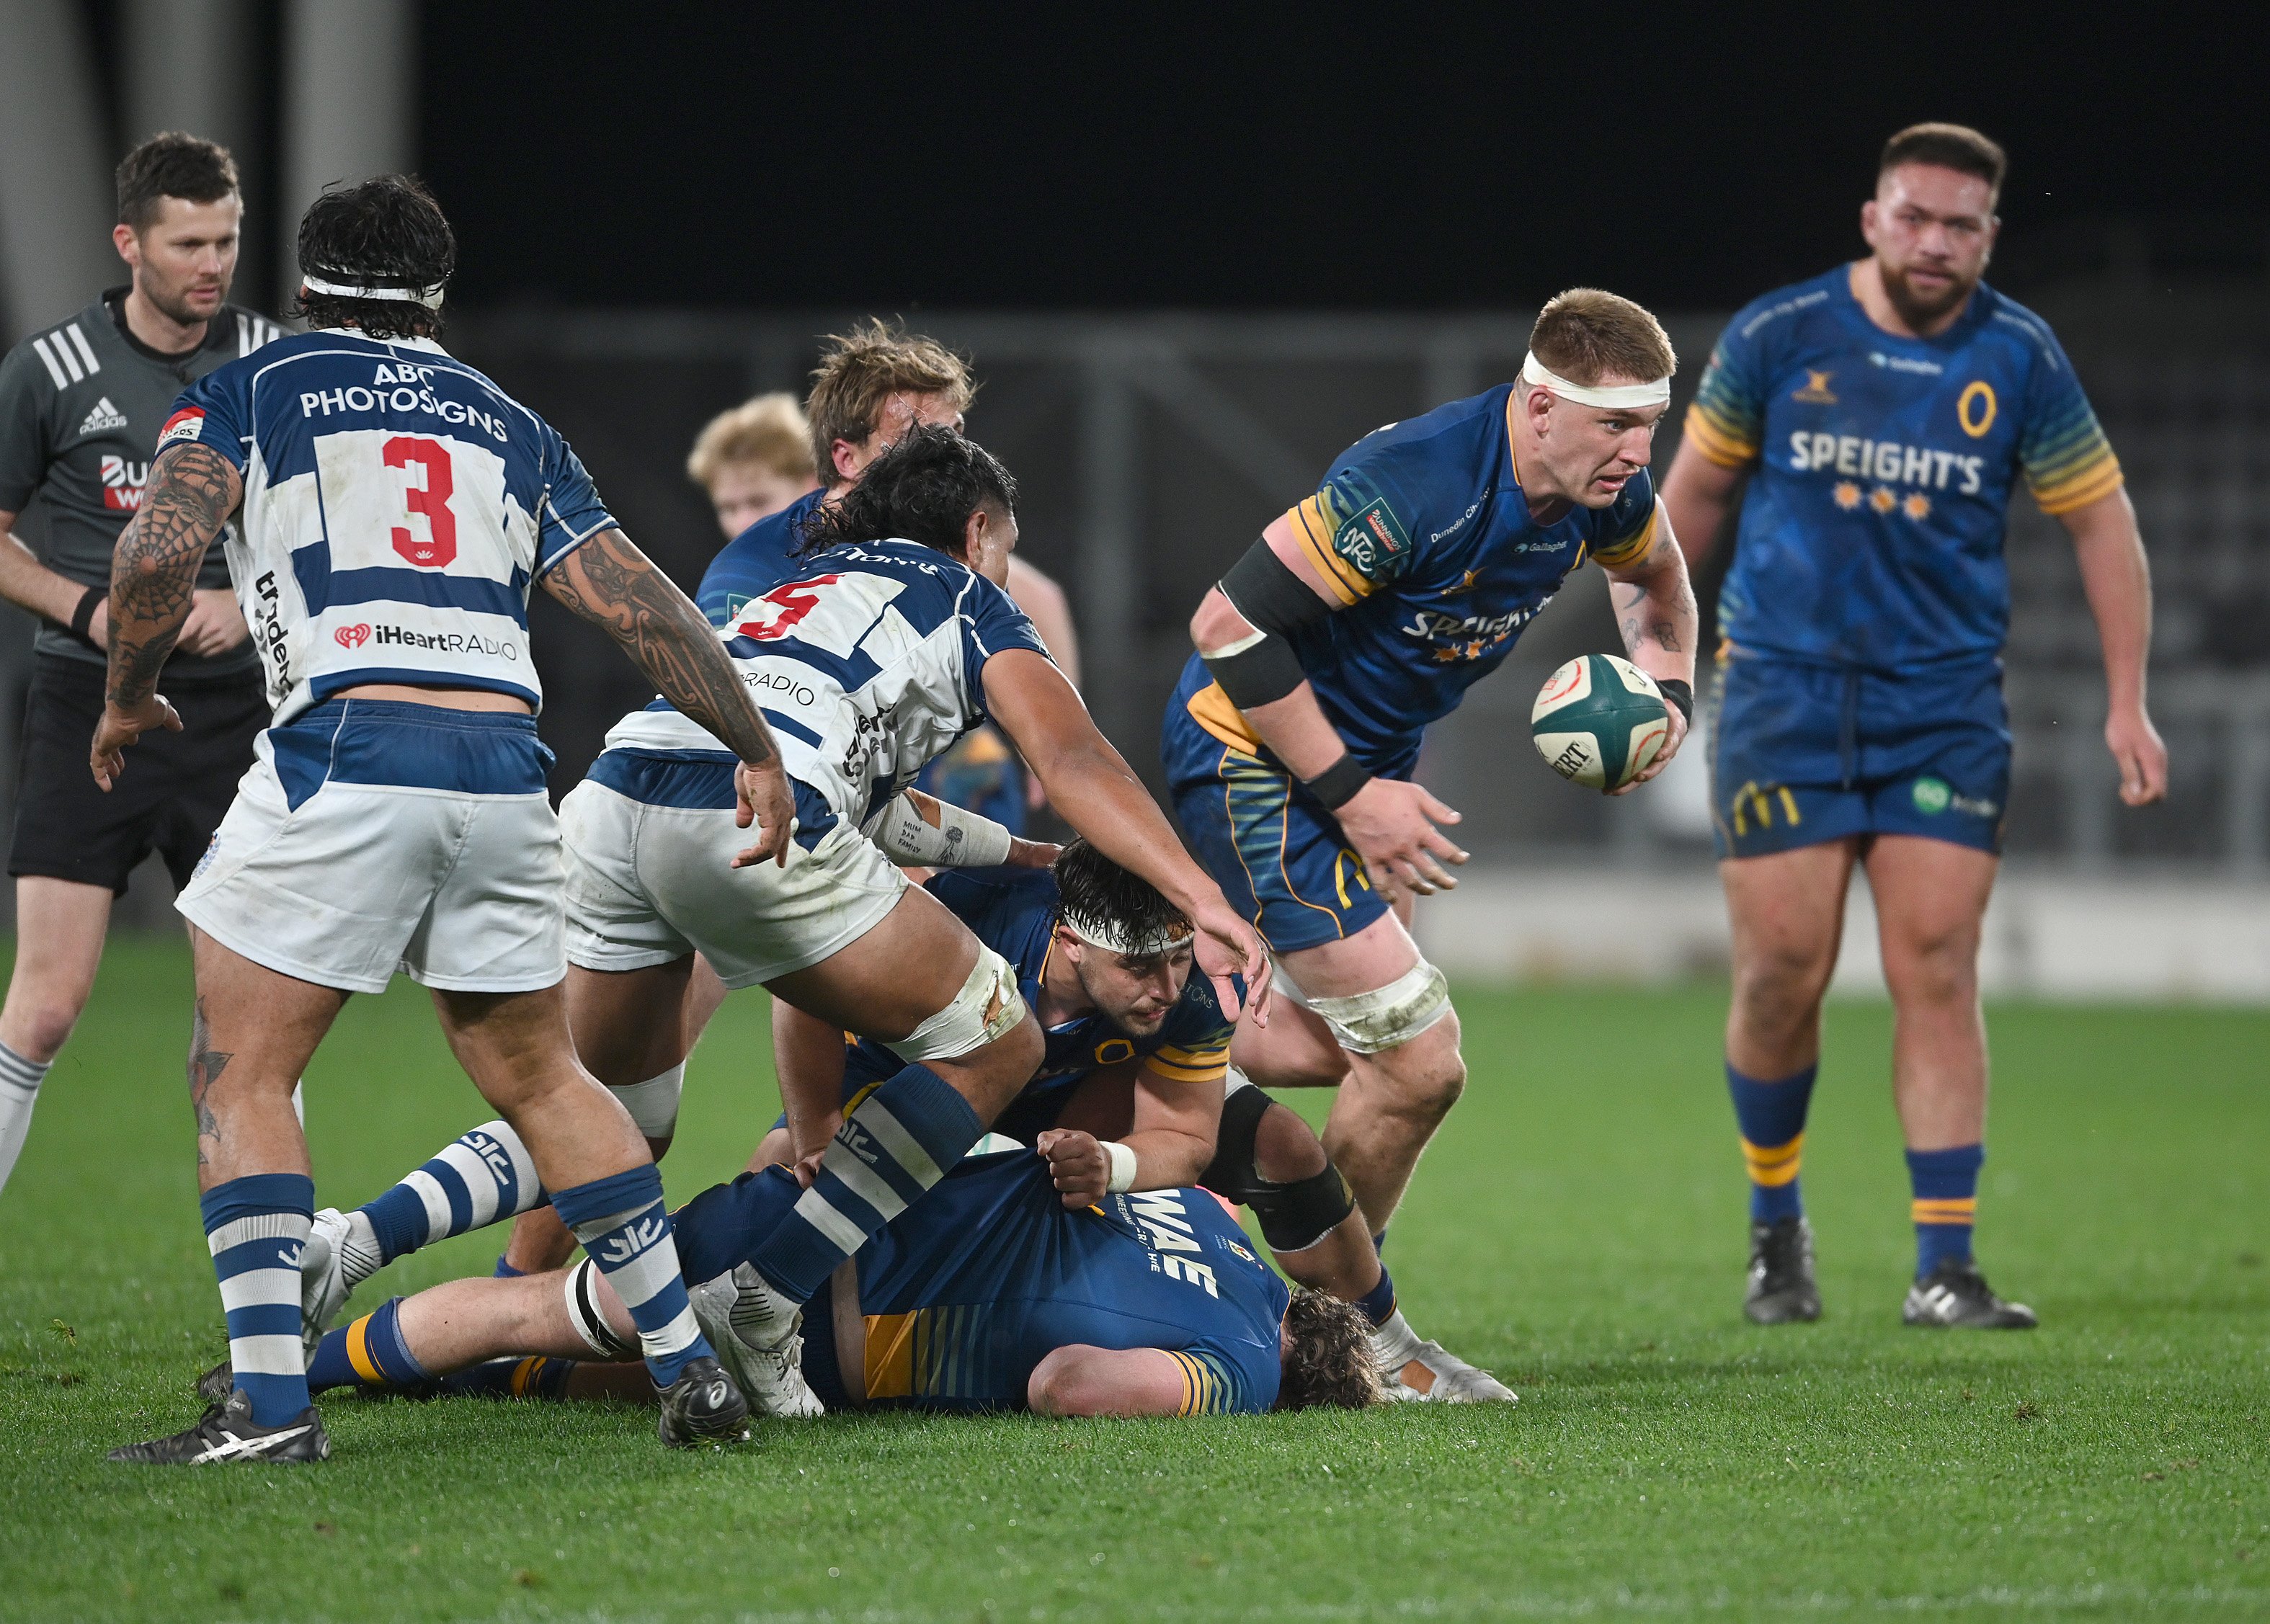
(335, 624, 371, 648)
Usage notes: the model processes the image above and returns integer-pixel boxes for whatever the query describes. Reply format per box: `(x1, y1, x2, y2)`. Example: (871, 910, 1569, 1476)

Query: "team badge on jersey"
(1791, 370, 1838, 404)
(1332, 496, 1410, 575)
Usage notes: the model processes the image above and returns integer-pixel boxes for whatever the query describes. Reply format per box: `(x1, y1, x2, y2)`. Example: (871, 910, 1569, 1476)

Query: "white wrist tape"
(866, 790, 1014, 868)
(1103, 1140, 1139, 1194)
(1519, 351, 1670, 409)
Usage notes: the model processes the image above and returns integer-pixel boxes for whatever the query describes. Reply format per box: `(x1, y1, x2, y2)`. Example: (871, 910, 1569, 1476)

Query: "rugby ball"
(1531, 653, 1670, 792)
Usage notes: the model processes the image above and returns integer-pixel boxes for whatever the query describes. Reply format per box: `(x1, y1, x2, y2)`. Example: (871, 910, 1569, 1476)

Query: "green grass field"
(1, 936, 2265, 1621)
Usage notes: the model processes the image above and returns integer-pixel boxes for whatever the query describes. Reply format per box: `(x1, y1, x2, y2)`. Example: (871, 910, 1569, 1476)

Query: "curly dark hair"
(794, 423, 1015, 561)
(1051, 836, 1190, 960)
(1274, 1289, 1381, 1411)
(288, 174, 456, 342)
(117, 132, 239, 228)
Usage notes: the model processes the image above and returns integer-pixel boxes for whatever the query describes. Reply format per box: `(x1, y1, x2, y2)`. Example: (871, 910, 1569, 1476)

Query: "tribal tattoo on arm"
(107, 443, 242, 708)
(542, 527, 780, 766)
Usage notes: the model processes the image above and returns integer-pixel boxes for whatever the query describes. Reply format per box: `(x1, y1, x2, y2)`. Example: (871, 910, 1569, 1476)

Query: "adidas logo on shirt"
(77, 396, 128, 436)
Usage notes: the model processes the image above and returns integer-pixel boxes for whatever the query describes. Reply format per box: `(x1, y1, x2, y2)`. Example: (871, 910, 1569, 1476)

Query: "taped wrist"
(1198, 1082, 1357, 1253)
(1200, 539, 1332, 710)
(865, 789, 1013, 868)
(1656, 678, 1693, 725)
(1302, 753, 1372, 811)
(1101, 1140, 1138, 1194)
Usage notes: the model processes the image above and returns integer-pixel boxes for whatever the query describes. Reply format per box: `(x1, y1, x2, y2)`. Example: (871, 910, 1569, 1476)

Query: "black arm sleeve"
(1200, 538, 1335, 710)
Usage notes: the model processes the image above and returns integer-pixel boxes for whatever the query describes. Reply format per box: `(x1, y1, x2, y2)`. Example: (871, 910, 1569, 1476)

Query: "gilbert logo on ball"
(1530, 653, 1669, 792)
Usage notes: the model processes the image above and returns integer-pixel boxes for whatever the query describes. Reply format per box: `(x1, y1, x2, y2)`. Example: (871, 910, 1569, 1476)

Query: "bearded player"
(1166, 289, 1699, 1273)
(1660, 124, 2165, 1329)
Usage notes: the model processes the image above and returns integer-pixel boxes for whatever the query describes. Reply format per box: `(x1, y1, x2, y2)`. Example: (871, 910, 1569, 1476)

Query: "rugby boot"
(1902, 1259, 2038, 1329)
(109, 1388, 330, 1465)
(654, 1354, 752, 1447)
(195, 1355, 233, 1406)
(688, 1265, 824, 1418)
(1744, 1216, 1822, 1324)
(1370, 1311, 1516, 1403)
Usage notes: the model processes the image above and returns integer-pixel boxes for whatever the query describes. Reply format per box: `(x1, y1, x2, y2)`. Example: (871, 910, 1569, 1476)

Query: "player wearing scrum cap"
(1660, 124, 2163, 1330)
(1165, 292, 1699, 1370)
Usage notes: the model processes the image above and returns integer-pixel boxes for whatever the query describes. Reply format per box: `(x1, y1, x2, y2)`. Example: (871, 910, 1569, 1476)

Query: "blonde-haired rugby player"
(1164, 290, 1697, 1396)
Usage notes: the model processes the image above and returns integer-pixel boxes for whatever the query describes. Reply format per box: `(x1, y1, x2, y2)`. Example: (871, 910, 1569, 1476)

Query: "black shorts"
(9, 654, 267, 895)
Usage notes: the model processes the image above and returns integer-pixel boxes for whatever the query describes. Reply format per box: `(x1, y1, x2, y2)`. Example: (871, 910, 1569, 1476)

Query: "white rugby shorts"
(560, 765, 907, 988)
(177, 698, 566, 995)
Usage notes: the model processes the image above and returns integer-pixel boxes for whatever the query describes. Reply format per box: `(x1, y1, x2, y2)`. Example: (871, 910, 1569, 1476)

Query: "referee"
(0, 133, 283, 1195)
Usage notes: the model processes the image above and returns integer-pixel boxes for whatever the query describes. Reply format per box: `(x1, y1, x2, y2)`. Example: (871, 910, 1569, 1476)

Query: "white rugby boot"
(299, 1208, 378, 1360)
(1369, 1308, 1518, 1404)
(688, 1265, 824, 1418)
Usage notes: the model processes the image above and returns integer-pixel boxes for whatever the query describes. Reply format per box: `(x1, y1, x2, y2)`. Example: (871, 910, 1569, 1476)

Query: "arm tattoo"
(1611, 530, 1696, 660)
(109, 443, 239, 707)
(543, 529, 779, 764)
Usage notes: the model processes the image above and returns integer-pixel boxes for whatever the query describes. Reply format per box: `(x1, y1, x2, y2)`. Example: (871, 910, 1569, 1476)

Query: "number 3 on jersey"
(384, 435, 457, 568)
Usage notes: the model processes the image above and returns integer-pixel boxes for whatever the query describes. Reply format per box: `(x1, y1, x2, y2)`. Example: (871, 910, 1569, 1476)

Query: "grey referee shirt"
(0, 289, 284, 677)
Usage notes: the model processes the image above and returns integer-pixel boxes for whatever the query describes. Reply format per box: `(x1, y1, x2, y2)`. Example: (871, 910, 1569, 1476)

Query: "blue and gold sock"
(1727, 1061, 1816, 1223)
(1351, 1262, 1397, 1328)
(1906, 1144, 1983, 1279)
(439, 1356, 575, 1401)
(306, 1297, 429, 1393)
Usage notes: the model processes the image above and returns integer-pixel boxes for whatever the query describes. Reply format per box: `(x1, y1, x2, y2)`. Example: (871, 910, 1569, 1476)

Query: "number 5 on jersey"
(385, 435, 457, 568)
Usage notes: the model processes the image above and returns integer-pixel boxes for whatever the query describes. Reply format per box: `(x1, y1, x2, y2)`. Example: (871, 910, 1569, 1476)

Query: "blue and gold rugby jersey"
(1685, 267, 2122, 669)
(842, 867, 1233, 1130)
(800, 1154, 1285, 1414)
(1175, 383, 1660, 774)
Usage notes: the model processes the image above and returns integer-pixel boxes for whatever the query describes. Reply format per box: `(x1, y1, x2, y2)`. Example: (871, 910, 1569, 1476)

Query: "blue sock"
(201, 1172, 315, 1425)
(306, 1297, 429, 1392)
(1727, 1061, 1817, 1223)
(492, 1255, 525, 1278)
(440, 1357, 574, 1401)
(746, 1061, 983, 1303)
(551, 1164, 712, 1388)
(1907, 1144, 1984, 1279)
(1351, 1261, 1397, 1328)
(1372, 1228, 1389, 1255)
(360, 1121, 542, 1266)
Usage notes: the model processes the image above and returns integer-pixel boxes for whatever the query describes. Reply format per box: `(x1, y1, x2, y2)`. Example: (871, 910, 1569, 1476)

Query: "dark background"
(410, 6, 2268, 315)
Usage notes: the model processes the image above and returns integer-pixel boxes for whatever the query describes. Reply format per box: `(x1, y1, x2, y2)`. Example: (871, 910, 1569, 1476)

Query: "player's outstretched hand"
(1036, 1128, 1110, 1208)
(1608, 702, 1690, 796)
(1337, 777, 1468, 900)
(731, 759, 796, 868)
(1190, 896, 1271, 1028)
(1007, 837, 1061, 869)
(2107, 704, 2168, 806)
(89, 695, 182, 791)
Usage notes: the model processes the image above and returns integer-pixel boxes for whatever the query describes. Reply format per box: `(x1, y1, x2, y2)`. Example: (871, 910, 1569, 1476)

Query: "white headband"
(1519, 352, 1670, 409)
(301, 272, 448, 311)
(1060, 908, 1193, 959)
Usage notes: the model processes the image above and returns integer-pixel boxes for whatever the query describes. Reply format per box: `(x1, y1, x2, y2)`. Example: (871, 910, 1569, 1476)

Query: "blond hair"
(806, 319, 975, 481)
(1528, 288, 1677, 389)
(686, 392, 819, 490)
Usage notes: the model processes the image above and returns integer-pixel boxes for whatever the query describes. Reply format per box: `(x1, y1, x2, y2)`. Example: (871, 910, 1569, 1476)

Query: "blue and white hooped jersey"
(159, 331, 617, 720)
(602, 535, 1049, 831)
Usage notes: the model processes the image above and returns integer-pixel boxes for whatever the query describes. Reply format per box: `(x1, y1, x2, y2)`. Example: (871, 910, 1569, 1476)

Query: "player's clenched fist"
(1335, 777, 1468, 901)
(1036, 1128, 1110, 1208)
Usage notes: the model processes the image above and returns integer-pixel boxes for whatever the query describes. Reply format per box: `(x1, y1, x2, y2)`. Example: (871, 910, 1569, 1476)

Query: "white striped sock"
(0, 1043, 53, 1196)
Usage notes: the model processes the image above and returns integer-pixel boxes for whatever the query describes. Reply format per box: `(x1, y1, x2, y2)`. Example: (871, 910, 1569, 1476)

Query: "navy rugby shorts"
(1707, 648, 2010, 860)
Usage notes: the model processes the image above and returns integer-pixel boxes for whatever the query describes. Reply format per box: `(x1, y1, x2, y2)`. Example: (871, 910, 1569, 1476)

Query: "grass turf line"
(0, 935, 2264, 1621)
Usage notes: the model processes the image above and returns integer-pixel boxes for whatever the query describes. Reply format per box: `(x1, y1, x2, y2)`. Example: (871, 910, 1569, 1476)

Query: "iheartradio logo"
(334, 623, 371, 649)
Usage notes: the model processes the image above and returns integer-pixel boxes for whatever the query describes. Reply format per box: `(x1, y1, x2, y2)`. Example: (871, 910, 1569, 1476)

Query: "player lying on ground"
(1660, 122, 2163, 1329)
(1165, 289, 1698, 1278)
(293, 424, 1270, 1418)
(757, 838, 1513, 1401)
(215, 1148, 1379, 1417)
(89, 176, 796, 1463)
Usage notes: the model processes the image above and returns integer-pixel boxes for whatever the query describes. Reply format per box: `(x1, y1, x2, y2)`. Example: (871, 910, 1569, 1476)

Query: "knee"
(9, 1001, 81, 1063)
(1370, 1025, 1465, 1120)
(1732, 940, 1833, 1034)
(1882, 922, 1980, 1008)
(1250, 1102, 1328, 1184)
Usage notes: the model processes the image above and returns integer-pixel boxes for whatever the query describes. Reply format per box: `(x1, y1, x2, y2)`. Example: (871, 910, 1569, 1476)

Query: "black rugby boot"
(1745, 1216, 1822, 1324)
(656, 1354, 752, 1447)
(109, 1388, 330, 1464)
(1902, 1259, 2038, 1329)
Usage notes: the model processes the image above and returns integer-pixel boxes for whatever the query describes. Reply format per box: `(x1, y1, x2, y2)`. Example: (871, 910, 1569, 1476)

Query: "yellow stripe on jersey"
(343, 1314, 382, 1383)
(2027, 447, 2124, 515)
(1683, 401, 1761, 468)
(1185, 679, 1263, 754)
(1285, 494, 1376, 605)
(1588, 499, 1660, 570)
(863, 1311, 917, 1399)
(1147, 1043, 1231, 1085)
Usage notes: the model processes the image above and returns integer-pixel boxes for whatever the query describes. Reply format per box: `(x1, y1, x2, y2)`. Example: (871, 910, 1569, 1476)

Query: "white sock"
(0, 1042, 53, 1196)
(1368, 1306, 1424, 1368)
